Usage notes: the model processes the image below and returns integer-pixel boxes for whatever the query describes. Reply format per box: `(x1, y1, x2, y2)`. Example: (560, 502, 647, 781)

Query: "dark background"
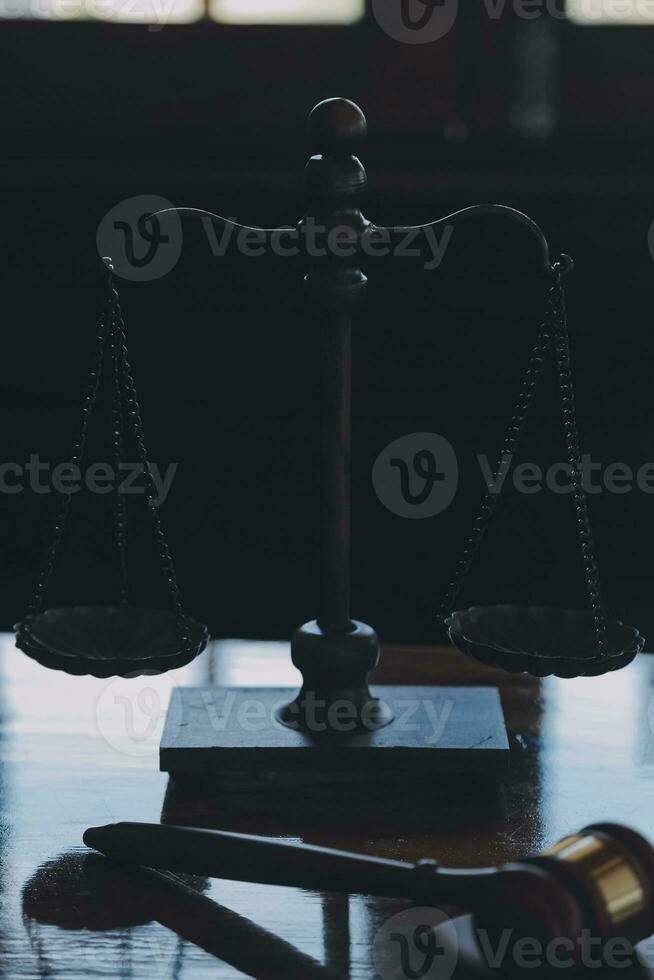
(2, 5, 654, 643)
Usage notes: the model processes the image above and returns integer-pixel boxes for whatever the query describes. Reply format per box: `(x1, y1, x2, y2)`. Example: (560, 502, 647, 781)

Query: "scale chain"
(26, 292, 113, 616)
(107, 275, 192, 652)
(437, 258, 609, 661)
(26, 260, 192, 654)
(551, 269, 609, 660)
(435, 280, 557, 626)
(109, 309, 129, 605)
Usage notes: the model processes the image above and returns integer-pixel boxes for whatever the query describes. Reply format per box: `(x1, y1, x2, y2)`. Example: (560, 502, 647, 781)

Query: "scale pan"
(446, 605, 644, 678)
(15, 605, 209, 678)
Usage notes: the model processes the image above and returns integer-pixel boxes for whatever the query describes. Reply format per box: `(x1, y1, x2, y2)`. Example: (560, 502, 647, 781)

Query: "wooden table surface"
(3, 633, 654, 979)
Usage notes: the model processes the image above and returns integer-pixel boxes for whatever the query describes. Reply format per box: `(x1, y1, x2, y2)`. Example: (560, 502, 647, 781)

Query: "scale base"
(160, 685, 509, 786)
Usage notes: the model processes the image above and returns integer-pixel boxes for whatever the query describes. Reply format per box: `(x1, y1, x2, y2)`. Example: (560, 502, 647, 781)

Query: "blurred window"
(567, 1, 654, 24)
(1, 0, 203, 21)
(211, 0, 364, 22)
(1, 0, 363, 23)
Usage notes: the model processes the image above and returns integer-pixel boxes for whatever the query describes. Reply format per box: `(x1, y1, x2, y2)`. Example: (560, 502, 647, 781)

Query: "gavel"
(85, 821, 654, 973)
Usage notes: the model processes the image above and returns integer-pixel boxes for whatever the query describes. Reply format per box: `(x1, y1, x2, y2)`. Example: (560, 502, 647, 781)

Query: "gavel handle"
(84, 822, 485, 903)
(82, 822, 587, 942)
(83, 821, 654, 960)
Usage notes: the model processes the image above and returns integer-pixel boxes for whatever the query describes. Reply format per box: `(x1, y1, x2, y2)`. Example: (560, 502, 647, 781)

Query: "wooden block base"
(160, 685, 509, 785)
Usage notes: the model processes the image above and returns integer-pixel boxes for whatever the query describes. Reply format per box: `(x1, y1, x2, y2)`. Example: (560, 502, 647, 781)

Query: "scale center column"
(275, 97, 394, 735)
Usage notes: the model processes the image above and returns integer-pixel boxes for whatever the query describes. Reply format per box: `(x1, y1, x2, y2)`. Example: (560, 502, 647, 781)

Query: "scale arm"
(373, 204, 572, 276)
(151, 206, 295, 244)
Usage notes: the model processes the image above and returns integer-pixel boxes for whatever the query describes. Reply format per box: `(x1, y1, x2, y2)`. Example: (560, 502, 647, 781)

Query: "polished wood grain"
(5, 634, 654, 978)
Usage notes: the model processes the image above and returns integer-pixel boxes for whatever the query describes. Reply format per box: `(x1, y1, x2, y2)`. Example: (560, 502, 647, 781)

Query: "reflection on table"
(1, 634, 654, 977)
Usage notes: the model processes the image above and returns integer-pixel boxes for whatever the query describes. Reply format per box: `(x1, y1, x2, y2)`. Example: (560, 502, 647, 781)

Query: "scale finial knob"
(308, 98, 367, 155)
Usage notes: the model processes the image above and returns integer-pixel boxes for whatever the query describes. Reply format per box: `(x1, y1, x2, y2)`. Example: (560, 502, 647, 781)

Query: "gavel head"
(535, 824, 654, 943)
(472, 823, 654, 976)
